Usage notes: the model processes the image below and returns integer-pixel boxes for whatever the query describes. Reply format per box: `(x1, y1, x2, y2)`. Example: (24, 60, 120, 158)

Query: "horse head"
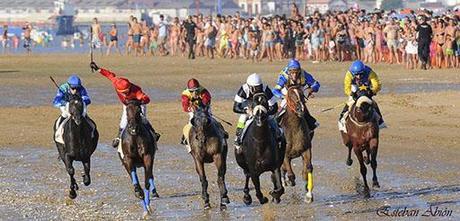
(287, 86, 306, 118)
(68, 93, 84, 126)
(354, 91, 374, 122)
(251, 93, 269, 127)
(126, 100, 142, 136)
(191, 106, 211, 145)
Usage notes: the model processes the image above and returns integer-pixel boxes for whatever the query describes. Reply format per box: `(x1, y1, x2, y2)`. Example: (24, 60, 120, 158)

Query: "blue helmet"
(349, 60, 365, 76)
(287, 59, 301, 70)
(67, 75, 81, 88)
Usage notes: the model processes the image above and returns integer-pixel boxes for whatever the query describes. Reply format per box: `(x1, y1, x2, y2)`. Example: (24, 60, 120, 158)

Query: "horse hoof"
(363, 190, 371, 198)
(272, 197, 281, 204)
(222, 196, 230, 204)
(220, 204, 227, 211)
(204, 202, 211, 210)
(134, 186, 144, 200)
(151, 190, 160, 198)
(304, 192, 314, 203)
(142, 211, 150, 219)
(243, 194, 252, 206)
(68, 189, 77, 199)
(373, 182, 380, 188)
(346, 159, 353, 166)
(259, 197, 269, 204)
(83, 175, 91, 186)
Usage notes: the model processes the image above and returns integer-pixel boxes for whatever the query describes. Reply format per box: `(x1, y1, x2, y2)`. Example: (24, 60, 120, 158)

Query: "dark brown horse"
(189, 106, 230, 210)
(235, 93, 285, 205)
(280, 86, 314, 203)
(118, 100, 158, 217)
(341, 91, 380, 198)
(54, 93, 99, 199)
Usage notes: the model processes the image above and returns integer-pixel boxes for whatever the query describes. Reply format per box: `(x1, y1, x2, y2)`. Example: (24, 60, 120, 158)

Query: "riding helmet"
(67, 75, 81, 88)
(350, 60, 365, 76)
(115, 78, 131, 93)
(187, 78, 200, 91)
(287, 59, 301, 70)
(246, 73, 262, 86)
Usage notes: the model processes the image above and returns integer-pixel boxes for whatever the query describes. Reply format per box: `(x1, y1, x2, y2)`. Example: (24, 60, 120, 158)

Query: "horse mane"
(356, 96, 373, 108)
(253, 105, 267, 115)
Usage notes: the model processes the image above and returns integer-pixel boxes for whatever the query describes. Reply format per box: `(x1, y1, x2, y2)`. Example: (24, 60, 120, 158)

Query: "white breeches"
(120, 104, 147, 129)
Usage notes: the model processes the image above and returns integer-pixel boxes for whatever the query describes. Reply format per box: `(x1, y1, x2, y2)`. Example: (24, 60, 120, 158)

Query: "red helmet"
(115, 78, 131, 93)
(187, 78, 200, 91)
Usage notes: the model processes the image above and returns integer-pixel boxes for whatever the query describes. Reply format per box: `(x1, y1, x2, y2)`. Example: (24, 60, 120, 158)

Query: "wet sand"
(0, 55, 459, 220)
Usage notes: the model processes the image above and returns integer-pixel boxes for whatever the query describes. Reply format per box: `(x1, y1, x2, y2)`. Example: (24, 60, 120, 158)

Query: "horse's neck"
(251, 121, 271, 141)
(285, 108, 307, 129)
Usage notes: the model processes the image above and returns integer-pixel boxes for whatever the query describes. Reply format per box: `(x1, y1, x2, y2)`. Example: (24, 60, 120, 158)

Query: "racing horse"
(118, 100, 159, 216)
(188, 106, 230, 210)
(53, 93, 99, 199)
(235, 93, 285, 205)
(340, 90, 380, 198)
(279, 85, 314, 203)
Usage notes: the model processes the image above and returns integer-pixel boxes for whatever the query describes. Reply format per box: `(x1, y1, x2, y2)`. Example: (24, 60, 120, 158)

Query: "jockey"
(272, 59, 320, 131)
(338, 60, 386, 129)
(233, 73, 280, 150)
(180, 78, 228, 151)
(53, 74, 91, 122)
(181, 78, 211, 120)
(90, 62, 160, 148)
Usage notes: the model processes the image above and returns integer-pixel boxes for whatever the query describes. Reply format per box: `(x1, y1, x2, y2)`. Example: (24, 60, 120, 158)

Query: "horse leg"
(282, 156, 296, 186)
(354, 147, 370, 198)
(346, 143, 353, 166)
(269, 168, 285, 204)
(302, 149, 314, 203)
(64, 155, 78, 199)
(370, 140, 380, 188)
(82, 159, 91, 186)
(193, 158, 210, 209)
(364, 148, 370, 165)
(124, 159, 144, 200)
(214, 154, 230, 210)
(243, 172, 252, 205)
(142, 155, 154, 216)
(251, 174, 268, 204)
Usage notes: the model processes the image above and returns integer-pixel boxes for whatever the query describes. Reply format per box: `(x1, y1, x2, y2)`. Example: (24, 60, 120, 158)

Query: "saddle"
(54, 116, 96, 145)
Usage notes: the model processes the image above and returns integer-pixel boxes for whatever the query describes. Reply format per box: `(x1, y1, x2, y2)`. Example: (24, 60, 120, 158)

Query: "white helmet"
(246, 73, 262, 86)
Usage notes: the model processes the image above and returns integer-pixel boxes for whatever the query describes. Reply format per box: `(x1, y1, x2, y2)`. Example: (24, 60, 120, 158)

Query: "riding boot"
(145, 121, 161, 141)
(339, 105, 349, 121)
(304, 110, 319, 131)
(373, 103, 386, 128)
(180, 134, 188, 145)
(112, 128, 122, 148)
(234, 128, 243, 149)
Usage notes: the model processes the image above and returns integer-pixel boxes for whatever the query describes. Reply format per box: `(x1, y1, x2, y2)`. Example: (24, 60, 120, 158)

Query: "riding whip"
(214, 115, 233, 126)
(90, 26, 94, 72)
(320, 102, 344, 113)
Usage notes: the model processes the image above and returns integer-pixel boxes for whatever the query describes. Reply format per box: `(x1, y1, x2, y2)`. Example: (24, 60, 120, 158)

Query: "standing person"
(383, 19, 401, 64)
(106, 24, 121, 55)
(131, 17, 142, 56)
(125, 16, 134, 55)
(158, 14, 169, 56)
(22, 22, 32, 55)
(205, 17, 217, 59)
(140, 19, 150, 56)
(169, 17, 180, 56)
(89, 62, 160, 148)
(415, 16, 432, 70)
(2, 25, 8, 54)
(184, 15, 197, 59)
(91, 18, 103, 55)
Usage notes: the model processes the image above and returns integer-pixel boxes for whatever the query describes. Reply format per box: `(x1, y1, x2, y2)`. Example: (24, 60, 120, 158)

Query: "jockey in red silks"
(90, 62, 160, 148)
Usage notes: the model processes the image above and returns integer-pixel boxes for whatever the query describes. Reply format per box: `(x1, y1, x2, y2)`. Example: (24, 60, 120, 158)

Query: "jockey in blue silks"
(272, 59, 320, 132)
(53, 75, 91, 123)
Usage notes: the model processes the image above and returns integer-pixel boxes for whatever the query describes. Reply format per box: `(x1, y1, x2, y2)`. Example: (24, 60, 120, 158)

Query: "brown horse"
(280, 86, 314, 203)
(340, 92, 380, 198)
(188, 106, 230, 210)
(119, 100, 159, 217)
